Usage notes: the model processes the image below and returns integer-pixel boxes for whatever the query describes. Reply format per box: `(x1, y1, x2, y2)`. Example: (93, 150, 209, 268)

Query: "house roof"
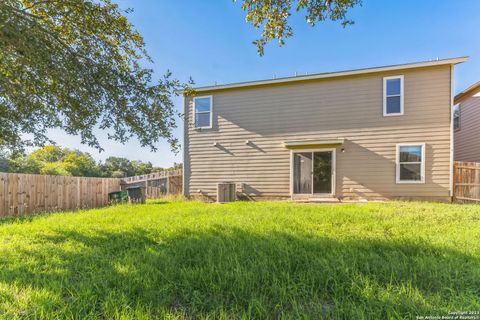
(454, 81, 480, 104)
(191, 57, 468, 94)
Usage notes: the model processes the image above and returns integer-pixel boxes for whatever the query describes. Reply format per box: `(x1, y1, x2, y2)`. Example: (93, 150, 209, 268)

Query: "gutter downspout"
(449, 65, 455, 201)
(182, 95, 188, 198)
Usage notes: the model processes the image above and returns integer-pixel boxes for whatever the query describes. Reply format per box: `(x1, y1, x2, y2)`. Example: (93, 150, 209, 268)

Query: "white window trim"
(193, 95, 213, 129)
(396, 143, 425, 184)
(383, 75, 404, 116)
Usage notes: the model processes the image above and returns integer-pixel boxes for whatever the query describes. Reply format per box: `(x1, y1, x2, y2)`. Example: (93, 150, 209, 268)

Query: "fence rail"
(0, 173, 121, 216)
(121, 169, 182, 199)
(0, 169, 183, 217)
(453, 161, 480, 203)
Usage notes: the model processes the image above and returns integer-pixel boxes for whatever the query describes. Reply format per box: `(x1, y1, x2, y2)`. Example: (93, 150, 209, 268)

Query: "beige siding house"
(454, 81, 480, 161)
(183, 57, 467, 202)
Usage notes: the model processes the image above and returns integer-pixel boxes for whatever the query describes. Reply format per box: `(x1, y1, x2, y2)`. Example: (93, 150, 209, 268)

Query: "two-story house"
(183, 57, 467, 202)
(453, 81, 480, 162)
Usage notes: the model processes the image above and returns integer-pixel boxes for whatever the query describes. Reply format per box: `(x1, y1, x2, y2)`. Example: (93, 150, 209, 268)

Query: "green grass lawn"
(0, 200, 479, 319)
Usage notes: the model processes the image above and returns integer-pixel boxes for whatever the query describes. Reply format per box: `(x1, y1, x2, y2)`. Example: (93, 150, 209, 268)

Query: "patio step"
(295, 197, 342, 203)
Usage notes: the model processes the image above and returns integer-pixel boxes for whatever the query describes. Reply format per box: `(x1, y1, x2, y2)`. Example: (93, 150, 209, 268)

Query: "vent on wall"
(217, 182, 236, 203)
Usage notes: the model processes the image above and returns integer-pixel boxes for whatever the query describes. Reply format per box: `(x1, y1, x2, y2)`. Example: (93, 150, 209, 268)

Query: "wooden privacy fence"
(121, 169, 182, 199)
(453, 161, 480, 203)
(0, 170, 183, 217)
(0, 173, 121, 216)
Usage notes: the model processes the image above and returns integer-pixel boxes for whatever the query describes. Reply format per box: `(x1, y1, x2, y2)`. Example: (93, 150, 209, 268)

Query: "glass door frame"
(290, 148, 336, 197)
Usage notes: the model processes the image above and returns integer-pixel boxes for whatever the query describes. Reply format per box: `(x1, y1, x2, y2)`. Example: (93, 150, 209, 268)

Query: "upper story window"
(396, 143, 425, 184)
(383, 75, 404, 116)
(453, 104, 460, 130)
(194, 96, 212, 129)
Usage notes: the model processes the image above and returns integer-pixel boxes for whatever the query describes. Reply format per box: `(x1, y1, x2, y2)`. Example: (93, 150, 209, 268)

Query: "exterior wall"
(184, 65, 452, 201)
(454, 93, 480, 161)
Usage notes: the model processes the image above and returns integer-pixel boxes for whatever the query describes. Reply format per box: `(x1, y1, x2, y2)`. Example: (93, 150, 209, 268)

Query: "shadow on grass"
(0, 214, 42, 226)
(1, 227, 479, 318)
(0, 201, 172, 226)
(145, 199, 170, 205)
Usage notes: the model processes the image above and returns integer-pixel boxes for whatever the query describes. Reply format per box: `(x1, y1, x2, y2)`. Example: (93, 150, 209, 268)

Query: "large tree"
(8, 145, 100, 176)
(5, 145, 166, 177)
(1, 0, 360, 154)
(99, 156, 164, 178)
(0, 0, 190, 153)
(239, 0, 361, 55)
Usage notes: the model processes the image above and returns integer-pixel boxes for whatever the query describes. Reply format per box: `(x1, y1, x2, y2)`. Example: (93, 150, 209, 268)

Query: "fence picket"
(0, 173, 122, 216)
(0, 170, 183, 217)
(121, 169, 182, 199)
(453, 161, 480, 203)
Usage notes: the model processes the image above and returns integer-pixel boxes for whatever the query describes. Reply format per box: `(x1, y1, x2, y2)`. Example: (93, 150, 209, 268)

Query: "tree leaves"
(238, 0, 362, 55)
(5, 145, 170, 177)
(0, 0, 190, 153)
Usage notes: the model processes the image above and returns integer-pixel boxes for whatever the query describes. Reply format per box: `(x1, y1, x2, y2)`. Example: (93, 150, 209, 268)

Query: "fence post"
(145, 178, 148, 199)
(452, 161, 456, 203)
(167, 175, 170, 195)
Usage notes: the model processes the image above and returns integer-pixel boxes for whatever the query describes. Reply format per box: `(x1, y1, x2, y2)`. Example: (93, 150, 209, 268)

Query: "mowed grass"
(0, 200, 479, 319)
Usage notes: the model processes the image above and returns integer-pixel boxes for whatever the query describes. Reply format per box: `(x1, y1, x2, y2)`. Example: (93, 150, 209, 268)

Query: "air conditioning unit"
(217, 182, 236, 203)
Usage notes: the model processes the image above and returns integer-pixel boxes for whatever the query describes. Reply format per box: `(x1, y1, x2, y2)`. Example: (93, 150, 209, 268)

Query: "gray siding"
(454, 93, 480, 161)
(184, 65, 452, 201)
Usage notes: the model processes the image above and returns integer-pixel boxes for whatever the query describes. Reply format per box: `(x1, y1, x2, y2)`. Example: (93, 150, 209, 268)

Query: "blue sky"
(50, 0, 480, 167)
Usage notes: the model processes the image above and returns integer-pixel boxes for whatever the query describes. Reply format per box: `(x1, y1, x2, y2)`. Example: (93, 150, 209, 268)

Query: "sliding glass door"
(293, 152, 312, 194)
(293, 150, 334, 195)
(313, 151, 332, 194)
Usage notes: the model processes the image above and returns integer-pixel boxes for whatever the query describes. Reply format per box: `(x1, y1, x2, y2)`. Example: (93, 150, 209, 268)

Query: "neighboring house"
(453, 81, 480, 162)
(183, 57, 467, 202)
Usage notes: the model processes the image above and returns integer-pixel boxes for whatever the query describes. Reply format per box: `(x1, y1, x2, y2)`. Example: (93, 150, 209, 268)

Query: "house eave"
(454, 81, 480, 104)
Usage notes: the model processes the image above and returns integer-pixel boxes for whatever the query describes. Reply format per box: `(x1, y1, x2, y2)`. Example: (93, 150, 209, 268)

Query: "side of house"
(454, 82, 480, 162)
(183, 58, 467, 202)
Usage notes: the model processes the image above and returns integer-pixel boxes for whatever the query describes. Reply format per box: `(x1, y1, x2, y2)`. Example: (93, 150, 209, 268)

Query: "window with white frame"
(396, 144, 425, 183)
(194, 96, 212, 128)
(453, 104, 460, 130)
(384, 75, 404, 116)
